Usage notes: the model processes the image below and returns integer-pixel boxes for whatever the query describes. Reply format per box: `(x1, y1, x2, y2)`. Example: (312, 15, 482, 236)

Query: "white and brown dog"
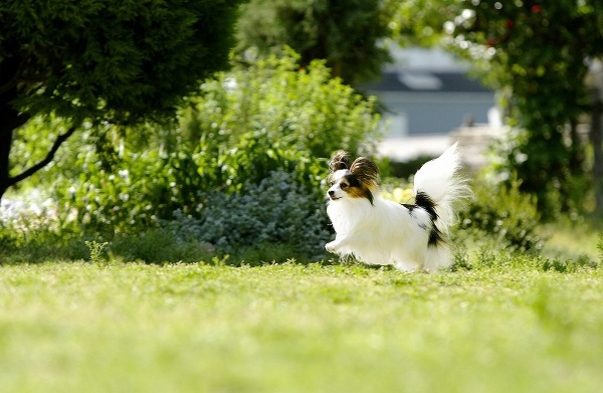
(325, 143, 470, 272)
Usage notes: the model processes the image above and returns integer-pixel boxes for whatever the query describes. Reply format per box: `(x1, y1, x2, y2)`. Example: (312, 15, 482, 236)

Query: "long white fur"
(325, 142, 470, 272)
(413, 142, 466, 233)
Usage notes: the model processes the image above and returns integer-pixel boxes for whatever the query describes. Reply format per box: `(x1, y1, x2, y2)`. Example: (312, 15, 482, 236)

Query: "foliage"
(542, 255, 599, 273)
(0, 228, 88, 264)
(386, 0, 464, 47)
(236, 0, 392, 85)
(456, 176, 543, 253)
(0, 190, 79, 263)
(485, 128, 593, 219)
(85, 240, 109, 264)
(30, 50, 380, 254)
(443, 1, 603, 215)
(47, 129, 325, 236)
(387, 1, 603, 216)
(163, 170, 331, 261)
(108, 229, 215, 264)
(1, 0, 244, 124)
(385, 154, 437, 180)
(1, 0, 245, 198)
(184, 48, 383, 159)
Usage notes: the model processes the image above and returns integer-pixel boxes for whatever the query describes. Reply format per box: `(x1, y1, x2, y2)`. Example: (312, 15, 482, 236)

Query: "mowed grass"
(1, 259, 602, 393)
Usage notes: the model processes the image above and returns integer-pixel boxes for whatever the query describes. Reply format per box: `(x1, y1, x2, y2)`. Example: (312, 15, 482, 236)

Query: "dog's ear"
(350, 157, 380, 188)
(329, 151, 352, 172)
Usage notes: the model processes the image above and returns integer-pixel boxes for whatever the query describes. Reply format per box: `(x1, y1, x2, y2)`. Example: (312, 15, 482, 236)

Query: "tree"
(446, 1, 603, 215)
(236, 0, 392, 86)
(0, 0, 245, 201)
(386, 0, 463, 47)
(388, 0, 603, 216)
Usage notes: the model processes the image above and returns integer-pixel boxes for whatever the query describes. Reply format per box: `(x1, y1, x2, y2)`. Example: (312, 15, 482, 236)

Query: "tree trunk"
(591, 88, 603, 217)
(0, 128, 13, 202)
(0, 87, 21, 203)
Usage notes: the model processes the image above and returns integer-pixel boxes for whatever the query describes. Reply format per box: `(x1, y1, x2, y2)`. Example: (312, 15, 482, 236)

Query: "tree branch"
(6, 113, 31, 132)
(8, 125, 77, 186)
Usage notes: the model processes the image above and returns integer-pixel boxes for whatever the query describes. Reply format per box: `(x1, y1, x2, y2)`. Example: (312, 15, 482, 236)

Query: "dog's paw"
(325, 241, 339, 253)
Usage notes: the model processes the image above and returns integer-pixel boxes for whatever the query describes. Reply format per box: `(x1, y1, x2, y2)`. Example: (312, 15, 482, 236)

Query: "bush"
(457, 176, 543, 253)
(182, 47, 383, 159)
(4, 49, 380, 261)
(0, 192, 89, 263)
(485, 128, 592, 219)
(163, 170, 331, 261)
(46, 129, 328, 236)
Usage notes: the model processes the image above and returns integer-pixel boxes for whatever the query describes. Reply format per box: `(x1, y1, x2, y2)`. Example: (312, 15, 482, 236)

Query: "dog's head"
(327, 151, 380, 205)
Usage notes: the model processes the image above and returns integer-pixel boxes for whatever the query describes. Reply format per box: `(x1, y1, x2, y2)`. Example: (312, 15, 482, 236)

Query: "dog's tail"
(413, 142, 471, 234)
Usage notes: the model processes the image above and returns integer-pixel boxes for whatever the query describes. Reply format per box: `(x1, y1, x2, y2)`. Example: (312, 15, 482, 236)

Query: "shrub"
(40, 48, 379, 241)
(0, 191, 89, 263)
(457, 176, 543, 253)
(4, 49, 379, 262)
(162, 170, 331, 261)
(485, 128, 592, 219)
(182, 47, 383, 159)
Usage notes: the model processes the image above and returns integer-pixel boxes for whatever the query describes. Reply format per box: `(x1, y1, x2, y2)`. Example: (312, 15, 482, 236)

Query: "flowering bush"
(163, 170, 331, 261)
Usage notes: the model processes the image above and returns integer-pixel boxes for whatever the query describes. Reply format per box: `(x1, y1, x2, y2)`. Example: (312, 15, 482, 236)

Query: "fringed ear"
(350, 157, 380, 189)
(329, 150, 352, 172)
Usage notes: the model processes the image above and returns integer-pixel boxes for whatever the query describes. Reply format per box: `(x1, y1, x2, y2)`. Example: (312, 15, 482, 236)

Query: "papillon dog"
(325, 143, 470, 272)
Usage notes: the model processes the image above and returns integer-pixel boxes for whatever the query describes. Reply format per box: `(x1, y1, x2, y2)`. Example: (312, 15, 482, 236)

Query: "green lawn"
(1, 259, 601, 393)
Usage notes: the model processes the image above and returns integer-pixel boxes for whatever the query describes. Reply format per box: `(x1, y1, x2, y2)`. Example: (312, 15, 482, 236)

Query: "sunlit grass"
(1, 260, 601, 393)
(540, 222, 601, 260)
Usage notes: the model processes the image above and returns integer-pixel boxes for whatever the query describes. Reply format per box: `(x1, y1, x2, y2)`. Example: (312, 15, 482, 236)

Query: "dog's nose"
(328, 190, 335, 196)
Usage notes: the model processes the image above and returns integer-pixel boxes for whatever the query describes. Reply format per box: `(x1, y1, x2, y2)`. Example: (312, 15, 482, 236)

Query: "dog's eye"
(340, 183, 348, 189)
(329, 181, 335, 186)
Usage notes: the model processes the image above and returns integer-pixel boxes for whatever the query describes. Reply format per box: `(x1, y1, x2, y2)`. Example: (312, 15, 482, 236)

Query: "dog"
(325, 143, 470, 272)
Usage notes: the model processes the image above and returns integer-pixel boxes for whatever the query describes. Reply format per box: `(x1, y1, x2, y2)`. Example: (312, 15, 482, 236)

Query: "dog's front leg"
(325, 235, 354, 254)
(325, 239, 341, 253)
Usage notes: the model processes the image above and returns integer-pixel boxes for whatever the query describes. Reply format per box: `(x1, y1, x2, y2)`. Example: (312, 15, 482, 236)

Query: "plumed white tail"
(413, 142, 471, 232)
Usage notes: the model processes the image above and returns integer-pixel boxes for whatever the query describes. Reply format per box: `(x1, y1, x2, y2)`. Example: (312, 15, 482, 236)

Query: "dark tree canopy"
(0, 0, 245, 199)
(236, 0, 392, 86)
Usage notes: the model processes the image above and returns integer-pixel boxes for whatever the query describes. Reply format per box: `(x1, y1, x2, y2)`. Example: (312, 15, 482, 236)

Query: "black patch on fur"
(344, 173, 361, 186)
(415, 191, 438, 222)
(402, 193, 443, 247)
(366, 190, 374, 205)
(428, 225, 444, 247)
(401, 203, 414, 212)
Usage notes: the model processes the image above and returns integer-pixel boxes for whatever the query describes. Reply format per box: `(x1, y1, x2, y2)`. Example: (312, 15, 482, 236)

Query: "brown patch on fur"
(329, 151, 352, 172)
(345, 182, 373, 200)
(350, 157, 380, 191)
(341, 174, 375, 204)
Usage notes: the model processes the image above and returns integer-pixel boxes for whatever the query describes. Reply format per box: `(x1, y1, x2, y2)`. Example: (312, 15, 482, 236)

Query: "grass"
(540, 223, 601, 261)
(1, 258, 602, 393)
